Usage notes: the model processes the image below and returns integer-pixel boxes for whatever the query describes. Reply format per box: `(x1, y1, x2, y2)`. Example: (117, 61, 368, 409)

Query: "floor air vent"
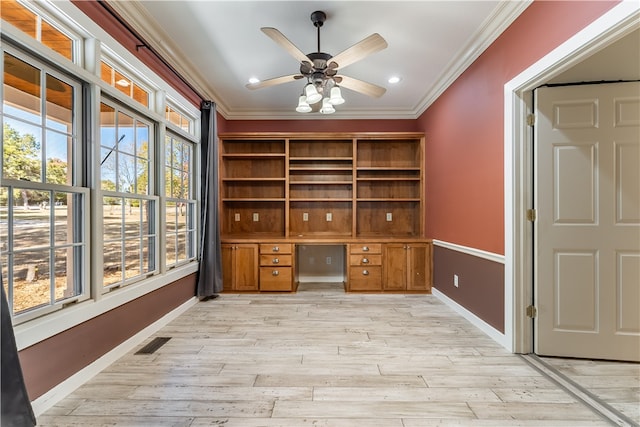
(135, 337, 171, 355)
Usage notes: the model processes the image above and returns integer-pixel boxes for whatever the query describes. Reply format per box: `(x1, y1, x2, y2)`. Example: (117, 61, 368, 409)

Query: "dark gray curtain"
(1, 276, 37, 426)
(196, 101, 223, 298)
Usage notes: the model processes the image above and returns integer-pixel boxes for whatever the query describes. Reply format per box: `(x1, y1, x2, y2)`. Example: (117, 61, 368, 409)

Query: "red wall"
(417, 0, 619, 255)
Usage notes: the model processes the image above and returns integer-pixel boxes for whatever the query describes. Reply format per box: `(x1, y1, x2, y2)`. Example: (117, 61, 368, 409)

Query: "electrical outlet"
(252, 212, 259, 222)
(386, 212, 393, 221)
(234, 213, 240, 222)
(326, 212, 332, 222)
(303, 212, 309, 222)
(326, 256, 332, 265)
(454, 274, 459, 288)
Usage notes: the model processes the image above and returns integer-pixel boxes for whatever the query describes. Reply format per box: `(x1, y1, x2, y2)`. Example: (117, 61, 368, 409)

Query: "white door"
(534, 82, 640, 361)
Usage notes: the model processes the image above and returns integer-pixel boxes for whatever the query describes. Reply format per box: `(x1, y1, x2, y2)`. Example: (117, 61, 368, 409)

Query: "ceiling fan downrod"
(310, 11, 326, 53)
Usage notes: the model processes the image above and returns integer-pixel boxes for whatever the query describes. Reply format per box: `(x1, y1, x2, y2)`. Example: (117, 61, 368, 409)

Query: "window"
(164, 133, 196, 268)
(1, 0, 75, 61)
(165, 103, 193, 134)
(99, 101, 158, 289)
(1, 49, 87, 318)
(100, 60, 150, 108)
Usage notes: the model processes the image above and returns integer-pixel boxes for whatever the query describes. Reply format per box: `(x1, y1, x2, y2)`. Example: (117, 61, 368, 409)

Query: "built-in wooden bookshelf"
(218, 133, 430, 293)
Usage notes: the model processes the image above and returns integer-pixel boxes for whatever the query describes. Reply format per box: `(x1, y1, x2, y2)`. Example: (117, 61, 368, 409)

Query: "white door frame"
(504, 1, 640, 354)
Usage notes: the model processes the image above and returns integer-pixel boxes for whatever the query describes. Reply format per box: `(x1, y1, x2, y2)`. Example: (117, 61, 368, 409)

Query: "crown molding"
(414, 0, 533, 117)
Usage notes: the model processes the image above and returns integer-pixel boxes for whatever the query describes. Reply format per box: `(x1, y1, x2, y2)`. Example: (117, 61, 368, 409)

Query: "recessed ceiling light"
(388, 76, 401, 84)
(248, 77, 260, 84)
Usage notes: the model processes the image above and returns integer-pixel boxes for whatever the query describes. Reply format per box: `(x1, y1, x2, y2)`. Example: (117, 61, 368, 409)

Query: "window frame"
(1, 0, 83, 64)
(165, 99, 196, 137)
(1, 44, 90, 324)
(163, 131, 197, 270)
(100, 55, 154, 110)
(98, 97, 160, 292)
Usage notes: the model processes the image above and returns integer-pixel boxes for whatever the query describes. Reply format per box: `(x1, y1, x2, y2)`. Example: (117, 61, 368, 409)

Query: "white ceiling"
(108, 1, 531, 120)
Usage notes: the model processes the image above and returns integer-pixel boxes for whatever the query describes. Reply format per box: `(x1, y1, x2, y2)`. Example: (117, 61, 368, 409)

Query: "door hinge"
(526, 305, 537, 318)
(526, 209, 537, 222)
(527, 114, 536, 126)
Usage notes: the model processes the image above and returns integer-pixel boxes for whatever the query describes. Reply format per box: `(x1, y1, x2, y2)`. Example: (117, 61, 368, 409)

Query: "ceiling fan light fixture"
(328, 86, 345, 105)
(295, 95, 312, 113)
(320, 98, 335, 114)
(304, 84, 323, 104)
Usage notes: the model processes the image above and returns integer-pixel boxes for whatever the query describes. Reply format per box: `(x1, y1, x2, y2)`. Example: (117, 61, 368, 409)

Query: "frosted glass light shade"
(295, 95, 312, 113)
(328, 86, 345, 105)
(320, 98, 335, 114)
(304, 84, 322, 104)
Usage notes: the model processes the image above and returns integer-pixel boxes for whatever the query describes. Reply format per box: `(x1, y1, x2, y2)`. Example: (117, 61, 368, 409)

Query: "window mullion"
(48, 189, 55, 306)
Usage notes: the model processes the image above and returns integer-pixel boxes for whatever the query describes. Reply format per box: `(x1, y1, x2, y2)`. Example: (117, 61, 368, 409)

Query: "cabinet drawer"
(348, 266, 382, 291)
(260, 267, 293, 291)
(349, 254, 382, 266)
(260, 243, 292, 254)
(350, 243, 381, 254)
(260, 254, 292, 266)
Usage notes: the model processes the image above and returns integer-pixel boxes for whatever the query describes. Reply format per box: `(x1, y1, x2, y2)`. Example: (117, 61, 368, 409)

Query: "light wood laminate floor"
(38, 282, 638, 426)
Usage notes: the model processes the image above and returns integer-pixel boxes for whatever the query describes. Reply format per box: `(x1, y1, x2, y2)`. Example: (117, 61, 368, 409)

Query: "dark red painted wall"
(434, 246, 505, 332)
(417, 0, 619, 255)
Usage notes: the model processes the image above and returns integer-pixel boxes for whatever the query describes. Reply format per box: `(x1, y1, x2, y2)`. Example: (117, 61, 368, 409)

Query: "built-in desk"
(221, 238, 432, 293)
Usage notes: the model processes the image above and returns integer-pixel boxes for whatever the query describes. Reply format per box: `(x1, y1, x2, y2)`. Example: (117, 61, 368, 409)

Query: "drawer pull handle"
(362, 270, 369, 276)
(362, 258, 369, 264)
(362, 246, 369, 252)
(272, 270, 279, 276)
(272, 246, 279, 252)
(272, 258, 279, 264)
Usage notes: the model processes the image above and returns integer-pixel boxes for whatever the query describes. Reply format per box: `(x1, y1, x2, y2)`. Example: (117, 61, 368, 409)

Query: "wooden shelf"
(291, 181, 353, 185)
(290, 198, 353, 202)
(222, 153, 286, 158)
(222, 198, 286, 202)
(290, 157, 353, 161)
(223, 178, 286, 182)
(289, 166, 353, 172)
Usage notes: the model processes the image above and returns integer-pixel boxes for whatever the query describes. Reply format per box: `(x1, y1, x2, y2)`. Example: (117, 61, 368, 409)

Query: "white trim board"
(503, 1, 640, 354)
(30, 297, 199, 417)
(433, 240, 505, 264)
(432, 288, 509, 350)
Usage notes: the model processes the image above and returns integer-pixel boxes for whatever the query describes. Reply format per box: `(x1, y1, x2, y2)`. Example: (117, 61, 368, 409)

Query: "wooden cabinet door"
(383, 244, 407, 290)
(407, 244, 429, 291)
(221, 243, 258, 291)
(234, 244, 259, 291)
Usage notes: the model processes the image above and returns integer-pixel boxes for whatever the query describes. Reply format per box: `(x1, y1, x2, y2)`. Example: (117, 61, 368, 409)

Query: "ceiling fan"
(246, 10, 388, 113)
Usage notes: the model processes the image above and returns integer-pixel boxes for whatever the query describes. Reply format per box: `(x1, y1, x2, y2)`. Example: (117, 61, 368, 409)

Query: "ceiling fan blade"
(245, 74, 303, 90)
(337, 75, 386, 98)
(328, 33, 388, 70)
(261, 27, 312, 65)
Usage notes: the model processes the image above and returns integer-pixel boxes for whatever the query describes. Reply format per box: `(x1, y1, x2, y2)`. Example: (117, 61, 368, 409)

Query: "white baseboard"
(432, 287, 510, 350)
(31, 296, 198, 417)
